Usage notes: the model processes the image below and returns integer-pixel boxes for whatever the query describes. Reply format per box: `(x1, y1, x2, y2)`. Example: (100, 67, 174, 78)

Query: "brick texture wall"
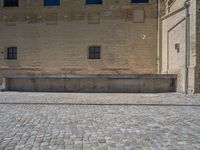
(0, 0, 158, 75)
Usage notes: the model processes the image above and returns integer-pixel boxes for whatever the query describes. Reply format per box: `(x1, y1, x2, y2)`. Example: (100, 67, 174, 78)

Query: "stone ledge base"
(3, 74, 177, 93)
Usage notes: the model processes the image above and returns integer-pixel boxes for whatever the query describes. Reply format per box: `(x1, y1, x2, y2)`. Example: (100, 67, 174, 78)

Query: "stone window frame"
(4, 0, 19, 7)
(125, 9, 145, 23)
(88, 46, 101, 59)
(131, 0, 149, 4)
(133, 9, 145, 23)
(43, 0, 60, 7)
(5, 46, 17, 60)
(86, 0, 103, 5)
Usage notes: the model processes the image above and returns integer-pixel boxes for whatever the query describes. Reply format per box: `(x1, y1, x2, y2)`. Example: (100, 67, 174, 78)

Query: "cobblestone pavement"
(0, 92, 200, 105)
(0, 92, 200, 150)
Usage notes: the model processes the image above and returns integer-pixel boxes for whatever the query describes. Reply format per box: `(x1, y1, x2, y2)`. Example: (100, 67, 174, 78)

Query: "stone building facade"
(0, 0, 198, 93)
(0, 0, 158, 74)
(161, 0, 200, 93)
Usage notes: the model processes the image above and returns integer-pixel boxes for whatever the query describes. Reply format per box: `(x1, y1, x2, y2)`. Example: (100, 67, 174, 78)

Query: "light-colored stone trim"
(2, 73, 177, 79)
(161, 6, 185, 20)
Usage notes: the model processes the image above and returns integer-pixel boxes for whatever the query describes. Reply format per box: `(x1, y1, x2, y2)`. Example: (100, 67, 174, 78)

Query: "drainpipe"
(184, 0, 190, 94)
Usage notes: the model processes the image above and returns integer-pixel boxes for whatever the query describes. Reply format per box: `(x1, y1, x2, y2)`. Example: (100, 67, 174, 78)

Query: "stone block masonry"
(0, 0, 158, 75)
(0, 0, 165, 93)
(3, 74, 176, 92)
(162, 0, 200, 93)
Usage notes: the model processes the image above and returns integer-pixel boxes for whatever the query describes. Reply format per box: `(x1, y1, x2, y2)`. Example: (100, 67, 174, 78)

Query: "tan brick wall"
(0, 0, 158, 75)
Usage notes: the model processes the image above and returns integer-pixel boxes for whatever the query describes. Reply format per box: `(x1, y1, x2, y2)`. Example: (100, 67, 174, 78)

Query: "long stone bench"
(1, 74, 177, 93)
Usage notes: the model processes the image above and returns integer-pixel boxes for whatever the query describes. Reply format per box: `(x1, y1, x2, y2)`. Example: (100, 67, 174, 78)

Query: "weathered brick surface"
(0, 0, 158, 75)
(0, 0, 199, 93)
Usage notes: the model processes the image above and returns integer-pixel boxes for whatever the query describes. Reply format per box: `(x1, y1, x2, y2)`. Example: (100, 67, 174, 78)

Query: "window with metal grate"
(7, 47, 17, 60)
(44, 0, 60, 6)
(131, 0, 149, 3)
(86, 0, 103, 5)
(4, 0, 18, 7)
(88, 46, 101, 59)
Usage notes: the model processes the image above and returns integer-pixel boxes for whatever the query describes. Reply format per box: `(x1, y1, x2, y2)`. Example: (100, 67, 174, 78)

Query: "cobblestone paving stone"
(0, 92, 200, 105)
(0, 92, 200, 150)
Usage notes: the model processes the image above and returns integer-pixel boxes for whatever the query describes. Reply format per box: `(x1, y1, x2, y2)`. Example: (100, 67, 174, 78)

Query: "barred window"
(4, 0, 18, 7)
(86, 0, 103, 5)
(131, 0, 149, 3)
(44, 0, 60, 6)
(7, 47, 17, 60)
(88, 46, 101, 59)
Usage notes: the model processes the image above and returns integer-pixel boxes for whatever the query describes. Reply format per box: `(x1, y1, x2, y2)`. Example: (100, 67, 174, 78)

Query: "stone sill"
(2, 73, 177, 79)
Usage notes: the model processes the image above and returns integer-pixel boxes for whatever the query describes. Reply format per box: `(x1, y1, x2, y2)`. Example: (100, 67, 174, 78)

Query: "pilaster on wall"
(161, 0, 200, 93)
(157, 0, 166, 74)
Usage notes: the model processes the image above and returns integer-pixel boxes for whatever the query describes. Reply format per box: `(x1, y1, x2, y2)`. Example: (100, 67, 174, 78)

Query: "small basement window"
(88, 46, 101, 59)
(7, 47, 17, 60)
(4, 0, 18, 7)
(86, 0, 103, 5)
(44, 0, 60, 6)
(131, 0, 149, 3)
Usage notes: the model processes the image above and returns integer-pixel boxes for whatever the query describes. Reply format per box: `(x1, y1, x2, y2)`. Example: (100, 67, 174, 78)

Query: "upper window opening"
(44, 0, 60, 6)
(86, 0, 103, 5)
(4, 0, 18, 7)
(131, 0, 149, 3)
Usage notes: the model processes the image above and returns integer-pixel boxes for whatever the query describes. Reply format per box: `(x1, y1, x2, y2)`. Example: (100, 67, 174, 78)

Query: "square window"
(44, 0, 60, 6)
(86, 0, 103, 5)
(7, 47, 17, 60)
(4, 0, 18, 7)
(88, 46, 101, 59)
(131, 0, 149, 3)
